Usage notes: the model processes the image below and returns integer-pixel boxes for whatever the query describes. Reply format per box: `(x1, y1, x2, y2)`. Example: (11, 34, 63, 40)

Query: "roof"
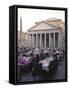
(27, 17, 64, 32)
(45, 17, 60, 21)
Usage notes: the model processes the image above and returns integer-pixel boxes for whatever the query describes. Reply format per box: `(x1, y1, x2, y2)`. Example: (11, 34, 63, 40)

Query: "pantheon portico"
(27, 18, 64, 49)
(28, 31, 61, 49)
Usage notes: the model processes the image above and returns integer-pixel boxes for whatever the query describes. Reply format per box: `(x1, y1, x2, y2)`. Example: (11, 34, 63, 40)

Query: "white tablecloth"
(39, 57, 54, 72)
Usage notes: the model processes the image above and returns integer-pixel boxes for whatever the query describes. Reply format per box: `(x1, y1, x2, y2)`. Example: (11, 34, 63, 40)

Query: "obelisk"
(20, 16, 22, 46)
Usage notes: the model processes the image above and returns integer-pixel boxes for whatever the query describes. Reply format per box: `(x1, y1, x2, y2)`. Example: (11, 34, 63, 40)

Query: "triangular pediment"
(28, 21, 59, 31)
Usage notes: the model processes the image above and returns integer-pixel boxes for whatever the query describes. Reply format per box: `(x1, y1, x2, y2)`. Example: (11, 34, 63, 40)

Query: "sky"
(18, 8, 65, 32)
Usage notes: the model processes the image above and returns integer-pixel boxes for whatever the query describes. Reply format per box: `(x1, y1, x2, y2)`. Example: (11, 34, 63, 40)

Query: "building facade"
(18, 31, 28, 47)
(27, 18, 65, 49)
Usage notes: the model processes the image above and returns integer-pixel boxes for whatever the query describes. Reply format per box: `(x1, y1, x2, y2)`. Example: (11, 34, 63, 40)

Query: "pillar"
(36, 34, 38, 48)
(58, 32, 61, 48)
(31, 34, 33, 47)
(54, 33, 55, 48)
(49, 33, 51, 48)
(32, 34, 34, 48)
(40, 33, 42, 48)
(44, 33, 46, 48)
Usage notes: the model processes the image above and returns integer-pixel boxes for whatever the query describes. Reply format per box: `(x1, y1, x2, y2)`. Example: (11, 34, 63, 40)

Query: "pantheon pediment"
(28, 21, 60, 32)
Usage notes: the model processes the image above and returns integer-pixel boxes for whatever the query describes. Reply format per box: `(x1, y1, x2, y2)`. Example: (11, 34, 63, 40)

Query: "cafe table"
(39, 57, 54, 72)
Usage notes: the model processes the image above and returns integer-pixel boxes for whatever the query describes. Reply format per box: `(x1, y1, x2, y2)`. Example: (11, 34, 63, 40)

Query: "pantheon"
(27, 18, 65, 49)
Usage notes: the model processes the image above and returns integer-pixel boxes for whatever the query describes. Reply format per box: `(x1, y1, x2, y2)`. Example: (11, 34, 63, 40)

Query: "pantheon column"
(40, 33, 42, 48)
(28, 34, 30, 47)
(32, 34, 34, 48)
(58, 32, 61, 48)
(49, 33, 51, 48)
(31, 34, 33, 47)
(36, 34, 38, 48)
(44, 33, 46, 48)
(54, 33, 55, 48)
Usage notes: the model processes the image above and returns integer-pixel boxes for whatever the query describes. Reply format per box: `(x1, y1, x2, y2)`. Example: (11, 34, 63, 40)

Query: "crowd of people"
(18, 46, 64, 61)
(18, 46, 65, 80)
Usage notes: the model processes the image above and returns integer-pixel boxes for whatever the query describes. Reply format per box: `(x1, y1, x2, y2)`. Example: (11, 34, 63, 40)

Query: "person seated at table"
(53, 50, 57, 61)
(43, 49, 48, 58)
(59, 50, 64, 61)
(39, 50, 44, 60)
(33, 48, 40, 61)
(53, 50, 56, 57)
